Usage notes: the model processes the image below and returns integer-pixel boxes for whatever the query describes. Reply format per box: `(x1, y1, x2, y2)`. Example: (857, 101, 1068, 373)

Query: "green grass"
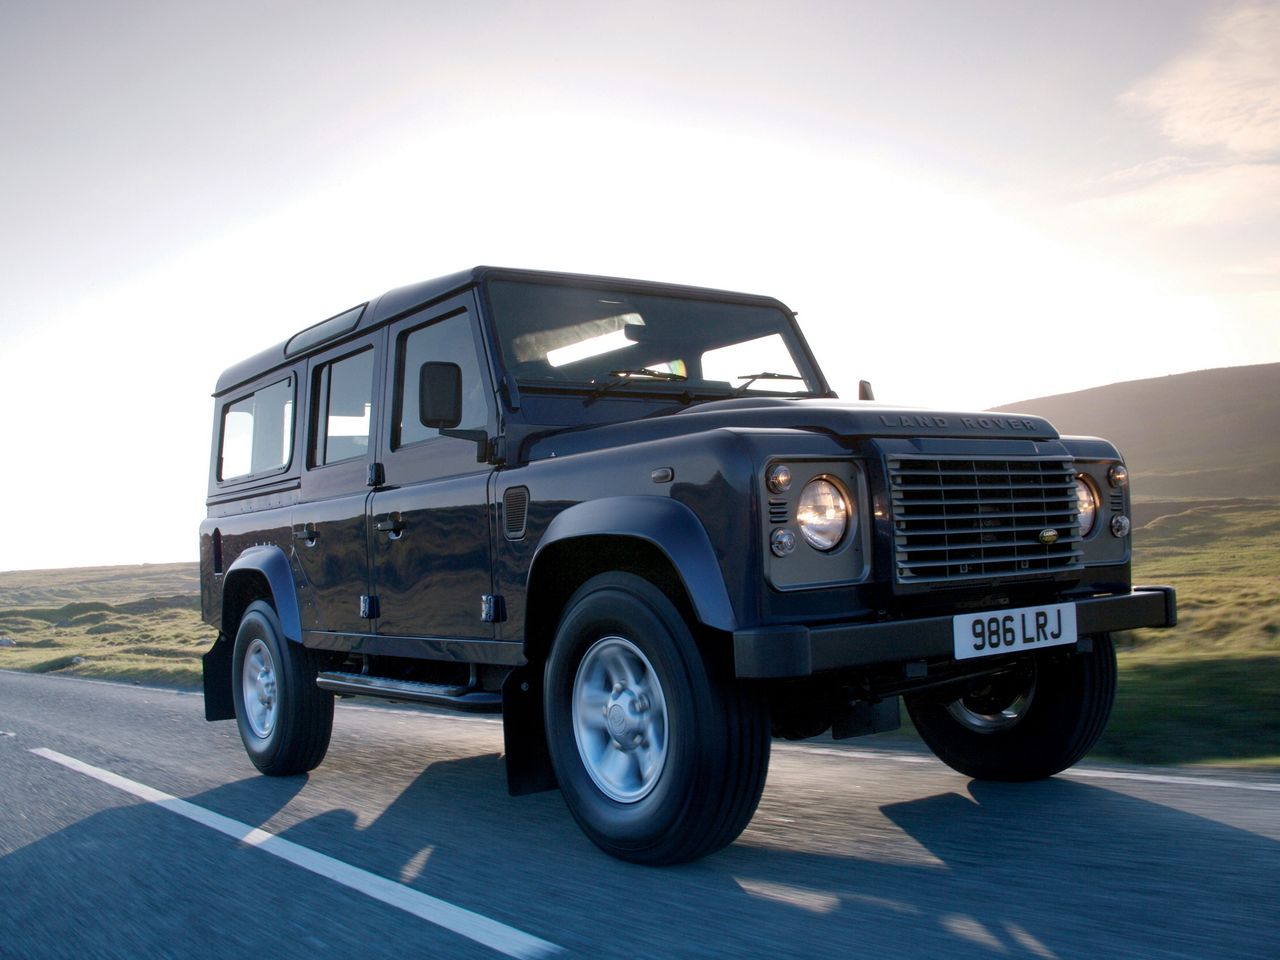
(0, 594, 208, 686)
(1095, 497, 1280, 768)
(1101, 654, 1280, 767)
(0, 562, 198, 607)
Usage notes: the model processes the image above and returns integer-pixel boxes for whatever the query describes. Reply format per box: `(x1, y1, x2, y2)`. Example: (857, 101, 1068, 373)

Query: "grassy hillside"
(0, 562, 198, 607)
(1097, 498, 1280, 766)
(0, 562, 205, 684)
(994, 362, 1280, 499)
(0, 594, 208, 685)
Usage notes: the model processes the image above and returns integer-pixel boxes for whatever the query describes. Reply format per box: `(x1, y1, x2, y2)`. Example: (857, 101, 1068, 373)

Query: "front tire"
(231, 600, 334, 776)
(905, 634, 1117, 781)
(544, 573, 770, 864)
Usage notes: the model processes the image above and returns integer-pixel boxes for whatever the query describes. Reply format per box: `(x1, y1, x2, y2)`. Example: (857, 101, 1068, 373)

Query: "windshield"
(485, 280, 821, 398)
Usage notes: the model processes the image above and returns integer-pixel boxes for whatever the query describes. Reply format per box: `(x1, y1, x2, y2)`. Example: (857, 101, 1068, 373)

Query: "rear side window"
(219, 377, 294, 481)
(312, 348, 375, 466)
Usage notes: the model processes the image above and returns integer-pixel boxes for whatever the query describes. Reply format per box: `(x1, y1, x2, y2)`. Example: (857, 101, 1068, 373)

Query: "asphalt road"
(2, 669, 1277, 960)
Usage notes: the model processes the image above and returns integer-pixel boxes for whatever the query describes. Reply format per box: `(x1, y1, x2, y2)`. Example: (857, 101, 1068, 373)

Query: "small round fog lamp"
(1108, 464, 1129, 488)
(1111, 515, 1131, 538)
(767, 464, 792, 493)
(770, 528, 797, 557)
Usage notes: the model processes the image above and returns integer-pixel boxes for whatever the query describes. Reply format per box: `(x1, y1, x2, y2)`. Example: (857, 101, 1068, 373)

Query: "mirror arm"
(441, 427, 500, 464)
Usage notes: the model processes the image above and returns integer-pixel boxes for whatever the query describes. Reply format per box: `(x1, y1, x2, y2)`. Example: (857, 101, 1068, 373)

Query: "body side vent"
(503, 486, 529, 540)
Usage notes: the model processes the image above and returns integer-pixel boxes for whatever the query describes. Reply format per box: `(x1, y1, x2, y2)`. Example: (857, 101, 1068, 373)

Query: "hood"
(522, 397, 1060, 461)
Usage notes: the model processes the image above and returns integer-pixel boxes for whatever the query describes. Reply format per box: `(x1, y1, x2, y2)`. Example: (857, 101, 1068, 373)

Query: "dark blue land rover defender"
(200, 267, 1176, 864)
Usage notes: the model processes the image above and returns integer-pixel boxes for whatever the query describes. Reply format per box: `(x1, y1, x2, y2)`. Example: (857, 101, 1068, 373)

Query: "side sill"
(302, 630, 526, 666)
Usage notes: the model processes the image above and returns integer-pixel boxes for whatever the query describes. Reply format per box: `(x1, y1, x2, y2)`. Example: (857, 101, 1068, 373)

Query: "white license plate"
(953, 602, 1077, 661)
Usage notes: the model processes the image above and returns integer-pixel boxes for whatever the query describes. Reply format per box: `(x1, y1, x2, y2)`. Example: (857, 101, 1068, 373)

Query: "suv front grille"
(888, 457, 1083, 585)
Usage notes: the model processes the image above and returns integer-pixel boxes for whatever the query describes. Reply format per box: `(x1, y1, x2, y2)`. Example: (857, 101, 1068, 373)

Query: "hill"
(994, 362, 1280, 498)
(0, 562, 199, 608)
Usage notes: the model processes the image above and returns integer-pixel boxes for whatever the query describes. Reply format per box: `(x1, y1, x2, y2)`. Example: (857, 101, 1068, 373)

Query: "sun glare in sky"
(1, 0, 1277, 570)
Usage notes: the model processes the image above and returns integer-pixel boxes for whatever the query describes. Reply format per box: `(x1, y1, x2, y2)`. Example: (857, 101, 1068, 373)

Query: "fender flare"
(532, 496, 737, 632)
(223, 544, 303, 643)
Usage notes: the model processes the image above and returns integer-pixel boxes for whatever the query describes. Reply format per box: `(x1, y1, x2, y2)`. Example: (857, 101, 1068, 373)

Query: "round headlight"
(797, 478, 851, 551)
(1075, 475, 1099, 537)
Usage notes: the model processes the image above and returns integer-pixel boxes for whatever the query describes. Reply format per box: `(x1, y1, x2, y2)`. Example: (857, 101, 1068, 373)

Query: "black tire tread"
(546, 573, 770, 865)
(233, 600, 333, 777)
(906, 633, 1116, 782)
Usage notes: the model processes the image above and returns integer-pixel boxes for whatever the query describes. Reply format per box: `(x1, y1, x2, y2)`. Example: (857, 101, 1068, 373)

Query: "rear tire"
(231, 600, 333, 776)
(544, 572, 770, 864)
(905, 634, 1117, 781)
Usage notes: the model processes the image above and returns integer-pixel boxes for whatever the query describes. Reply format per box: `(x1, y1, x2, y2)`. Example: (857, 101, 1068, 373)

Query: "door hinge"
(481, 595, 506, 623)
(360, 595, 380, 619)
(367, 462, 385, 487)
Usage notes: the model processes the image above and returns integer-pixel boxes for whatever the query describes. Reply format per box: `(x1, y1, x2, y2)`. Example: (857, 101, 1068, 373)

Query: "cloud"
(1064, 2, 1280, 295)
(1124, 1, 1280, 157)
(1079, 161, 1280, 228)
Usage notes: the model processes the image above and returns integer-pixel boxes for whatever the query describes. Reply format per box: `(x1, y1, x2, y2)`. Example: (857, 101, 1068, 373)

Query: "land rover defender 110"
(200, 267, 1177, 864)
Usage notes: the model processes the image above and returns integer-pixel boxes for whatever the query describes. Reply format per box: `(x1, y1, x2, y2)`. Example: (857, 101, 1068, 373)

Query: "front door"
(369, 295, 496, 641)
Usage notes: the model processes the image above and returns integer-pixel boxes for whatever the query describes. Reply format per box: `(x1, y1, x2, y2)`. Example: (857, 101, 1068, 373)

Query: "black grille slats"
(888, 457, 1083, 584)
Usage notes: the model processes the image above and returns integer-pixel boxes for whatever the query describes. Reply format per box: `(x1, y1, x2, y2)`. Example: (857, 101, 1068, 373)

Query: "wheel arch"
(222, 545, 303, 644)
(527, 497, 735, 648)
(503, 497, 737, 797)
(203, 546, 303, 723)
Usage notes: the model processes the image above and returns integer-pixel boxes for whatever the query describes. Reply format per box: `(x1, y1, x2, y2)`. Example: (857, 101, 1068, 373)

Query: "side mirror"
(419, 362, 463, 429)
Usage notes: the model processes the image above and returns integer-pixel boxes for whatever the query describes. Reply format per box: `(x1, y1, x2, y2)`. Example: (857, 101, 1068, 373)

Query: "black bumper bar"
(733, 585, 1177, 679)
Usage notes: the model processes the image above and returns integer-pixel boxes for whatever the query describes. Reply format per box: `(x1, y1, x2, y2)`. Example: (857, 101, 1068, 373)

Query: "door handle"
(375, 513, 406, 535)
(293, 522, 318, 543)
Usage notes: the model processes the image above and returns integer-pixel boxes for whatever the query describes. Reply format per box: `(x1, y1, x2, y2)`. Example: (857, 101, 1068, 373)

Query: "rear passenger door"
(293, 330, 384, 636)
(369, 294, 497, 642)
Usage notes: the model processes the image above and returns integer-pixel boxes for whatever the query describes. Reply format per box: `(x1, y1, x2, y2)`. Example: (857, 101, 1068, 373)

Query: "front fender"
(533, 496, 737, 631)
(223, 544, 303, 643)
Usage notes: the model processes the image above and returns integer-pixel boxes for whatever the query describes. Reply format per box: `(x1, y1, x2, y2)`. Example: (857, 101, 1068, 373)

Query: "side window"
(219, 377, 294, 481)
(311, 349, 374, 466)
(396, 313, 488, 448)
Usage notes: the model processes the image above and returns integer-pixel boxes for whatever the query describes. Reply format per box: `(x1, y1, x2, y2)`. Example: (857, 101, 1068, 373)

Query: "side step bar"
(315, 671, 502, 713)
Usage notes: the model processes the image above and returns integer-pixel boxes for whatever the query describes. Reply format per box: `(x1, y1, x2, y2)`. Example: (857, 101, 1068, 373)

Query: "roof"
(211, 266, 790, 396)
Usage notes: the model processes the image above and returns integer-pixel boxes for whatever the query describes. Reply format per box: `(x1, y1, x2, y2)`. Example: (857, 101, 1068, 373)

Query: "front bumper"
(733, 585, 1177, 679)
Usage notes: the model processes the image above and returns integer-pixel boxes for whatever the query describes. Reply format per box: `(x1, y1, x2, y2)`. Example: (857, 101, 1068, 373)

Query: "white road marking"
(1062, 767, 1280, 793)
(30, 748, 561, 959)
(783, 743, 1280, 792)
(782, 744, 934, 764)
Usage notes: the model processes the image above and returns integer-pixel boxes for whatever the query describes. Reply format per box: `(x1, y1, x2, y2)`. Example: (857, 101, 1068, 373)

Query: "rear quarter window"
(219, 376, 295, 481)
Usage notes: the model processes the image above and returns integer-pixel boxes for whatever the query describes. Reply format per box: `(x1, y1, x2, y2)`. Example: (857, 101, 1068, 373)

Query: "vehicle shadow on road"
(192, 742, 1280, 960)
(13, 733, 1277, 960)
(713, 774, 1280, 960)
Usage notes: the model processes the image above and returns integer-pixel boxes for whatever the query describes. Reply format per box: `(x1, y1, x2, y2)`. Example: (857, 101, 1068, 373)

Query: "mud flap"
(502, 664, 558, 796)
(202, 634, 235, 721)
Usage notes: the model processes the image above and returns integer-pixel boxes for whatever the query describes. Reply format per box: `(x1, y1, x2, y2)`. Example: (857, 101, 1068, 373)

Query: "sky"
(1, 0, 1278, 571)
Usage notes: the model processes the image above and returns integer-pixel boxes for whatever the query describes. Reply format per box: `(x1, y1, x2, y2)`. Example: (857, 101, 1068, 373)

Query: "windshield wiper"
(732, 371, 804, 396)
(588, 367, 688, 400)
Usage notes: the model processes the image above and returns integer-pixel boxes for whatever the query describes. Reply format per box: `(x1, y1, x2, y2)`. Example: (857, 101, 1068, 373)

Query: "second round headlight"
(1075, 475, 1100, 537)
(796, 477, 852, 551)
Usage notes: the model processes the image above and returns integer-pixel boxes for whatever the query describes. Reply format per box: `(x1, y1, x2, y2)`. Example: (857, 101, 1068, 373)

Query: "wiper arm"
(732, 371, 804, 396)
(589, 368, 688, 400)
